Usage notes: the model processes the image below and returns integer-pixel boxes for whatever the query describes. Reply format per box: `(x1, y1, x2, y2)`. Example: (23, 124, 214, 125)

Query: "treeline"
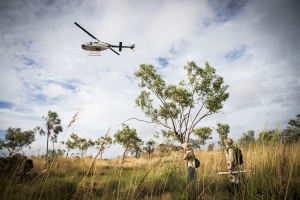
(0, 111, 299, 159)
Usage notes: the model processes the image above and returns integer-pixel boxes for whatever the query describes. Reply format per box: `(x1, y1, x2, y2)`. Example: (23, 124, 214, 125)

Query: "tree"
(145, 139, 156, 159)
(189, 138, 201, 149)
(258, 129, 278, 143)
(35, 111, 63, 159)
(48, 148, 66, 157)
(94, 136, 112, 159)
(154, 130, 179, 146)
(63, 133, 95, 157)
(192, 127, 212, 149)
(238, 130, 255, 147)
(280, 114, 300, 143)
(216, 123, 230, 149)
(114, 124, 143, 162)
(62, 138, 76, 158)
(50, 134, 58, 151)
(207, 143, 215, 151)
(0, 127, 35, 155)
(134, 61, 229, 144)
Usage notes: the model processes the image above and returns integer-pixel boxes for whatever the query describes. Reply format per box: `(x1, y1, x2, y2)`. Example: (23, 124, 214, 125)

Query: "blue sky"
(0, 0, 299, 158)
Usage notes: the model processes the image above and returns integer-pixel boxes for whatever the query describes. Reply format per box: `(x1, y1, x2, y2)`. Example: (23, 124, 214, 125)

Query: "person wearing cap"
(182, 142, 196, 182)
(224, 138, 240, 187)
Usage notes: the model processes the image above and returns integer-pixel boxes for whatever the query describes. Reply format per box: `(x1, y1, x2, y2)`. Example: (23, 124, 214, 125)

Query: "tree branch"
(119, 118, 172, 129)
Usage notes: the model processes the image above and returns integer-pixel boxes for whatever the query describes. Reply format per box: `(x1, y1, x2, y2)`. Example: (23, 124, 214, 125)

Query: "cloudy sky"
(0, 0, 299, 158)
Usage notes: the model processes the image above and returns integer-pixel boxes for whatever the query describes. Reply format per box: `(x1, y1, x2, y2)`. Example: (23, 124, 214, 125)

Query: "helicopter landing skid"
(88, 51, 101, 56)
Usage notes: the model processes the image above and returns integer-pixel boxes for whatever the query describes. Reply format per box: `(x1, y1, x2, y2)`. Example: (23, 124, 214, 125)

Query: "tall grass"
(1, 141, 299, 200)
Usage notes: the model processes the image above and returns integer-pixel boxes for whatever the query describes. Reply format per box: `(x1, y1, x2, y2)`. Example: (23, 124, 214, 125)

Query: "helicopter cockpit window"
(86, 41, 93, 45)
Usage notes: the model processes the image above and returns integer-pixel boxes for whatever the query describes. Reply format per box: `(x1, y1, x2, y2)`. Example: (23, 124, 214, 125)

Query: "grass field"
(1, 141, 299, 200)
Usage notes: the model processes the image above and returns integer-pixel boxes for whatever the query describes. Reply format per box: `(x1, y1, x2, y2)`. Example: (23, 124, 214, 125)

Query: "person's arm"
(228, 162, 233, 174)
(227, 148, 234, 174)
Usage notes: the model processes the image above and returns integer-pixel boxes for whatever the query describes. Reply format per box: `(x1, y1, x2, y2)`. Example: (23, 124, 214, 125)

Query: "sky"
(0, 0, 299, 158)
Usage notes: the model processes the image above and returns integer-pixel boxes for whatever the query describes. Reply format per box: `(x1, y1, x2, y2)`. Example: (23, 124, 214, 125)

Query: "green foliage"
(259, 129, 278, 143)
(35, 110, 63, 159)
(216, 123, 230, 149)
(280, 113, 300, 143)
(154, 130, 179, 146)
(145, 139, 156, 158)
(63, 133, 95, 157)
(190, 127, 212, 149)
(114, 124, 144, 158)
(94, 136, 113, 158)
(188, 138, 201, 149)
(134, 61, 229, 144)
(47, 149, 66, 157)
(207, 143, 215, 151)
(238, 130, 255, 147)
(0, 127, 35, 154)
(95, 136, 112, 149)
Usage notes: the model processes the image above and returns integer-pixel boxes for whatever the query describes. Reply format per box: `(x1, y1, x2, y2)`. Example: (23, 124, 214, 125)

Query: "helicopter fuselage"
(81, 41, 109, 52)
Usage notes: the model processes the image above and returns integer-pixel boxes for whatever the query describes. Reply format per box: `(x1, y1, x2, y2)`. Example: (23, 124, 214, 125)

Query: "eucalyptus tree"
(63, 133, 95, 157)
(191, 127, 212, 149)
(94, 136, 113, 159)
(280, 113, 300, 143)
(62, 135, 77, 158)
(114, 124, 143, 162)
(216, 123, 230, 149)
(134, 61, 229, 144)
(145, 139, 156, 159)
(258, 129, 278, 144)
(0, 127, 35, 155)
(35, 111, 63, 159)
(50, 134, 58, 151)
(238, 130, 255, 147)
(154, 130, 179, 146)
(207, 143, 215, 151)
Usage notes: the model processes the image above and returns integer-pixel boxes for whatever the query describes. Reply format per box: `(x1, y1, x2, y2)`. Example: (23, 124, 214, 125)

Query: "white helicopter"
(75, 22, 135, 56)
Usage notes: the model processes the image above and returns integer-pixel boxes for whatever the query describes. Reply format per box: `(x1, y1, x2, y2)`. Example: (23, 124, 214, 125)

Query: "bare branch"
(119, 118, 172, 129)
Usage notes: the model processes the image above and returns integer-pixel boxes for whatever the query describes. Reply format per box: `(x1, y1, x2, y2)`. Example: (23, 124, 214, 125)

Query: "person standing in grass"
(182, 142, 196, 182)
(224, 138, 240, 188)
(182, 142, 197, 200)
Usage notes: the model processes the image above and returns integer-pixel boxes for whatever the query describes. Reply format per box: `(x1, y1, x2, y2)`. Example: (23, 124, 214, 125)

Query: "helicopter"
(74, 22, 135, 56)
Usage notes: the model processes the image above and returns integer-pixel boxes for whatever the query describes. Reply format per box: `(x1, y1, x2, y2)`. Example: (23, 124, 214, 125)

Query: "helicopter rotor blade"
(109, 47, 120, 55)
(74, 22, 101, 42)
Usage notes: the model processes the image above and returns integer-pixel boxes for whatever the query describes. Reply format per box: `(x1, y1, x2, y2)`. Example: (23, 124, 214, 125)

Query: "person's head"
(224, 138, 233, 147)
(182, 142, 192, 150)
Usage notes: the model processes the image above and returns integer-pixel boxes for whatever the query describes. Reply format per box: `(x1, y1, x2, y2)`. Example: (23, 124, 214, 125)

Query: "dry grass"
(1, 141, 299, 200)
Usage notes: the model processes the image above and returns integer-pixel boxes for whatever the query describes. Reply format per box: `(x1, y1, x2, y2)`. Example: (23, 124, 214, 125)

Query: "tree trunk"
(46, 132, 49, 159)
(65, 149, 69, 158)
(122, 146, 128, 164)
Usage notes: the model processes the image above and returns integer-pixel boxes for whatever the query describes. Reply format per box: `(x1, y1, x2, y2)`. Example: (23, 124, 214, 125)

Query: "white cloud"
(41, 84, 73, 99)
(0, 0, 299, 156)
(228, 79, 264, 110)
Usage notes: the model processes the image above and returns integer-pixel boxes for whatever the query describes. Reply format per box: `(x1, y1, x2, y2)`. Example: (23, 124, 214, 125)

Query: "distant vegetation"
(0, 138, 299, 199)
